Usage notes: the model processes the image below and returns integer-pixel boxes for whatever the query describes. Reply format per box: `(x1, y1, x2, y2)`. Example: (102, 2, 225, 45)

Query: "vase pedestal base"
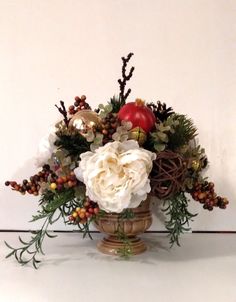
(97, 235, 147, 256)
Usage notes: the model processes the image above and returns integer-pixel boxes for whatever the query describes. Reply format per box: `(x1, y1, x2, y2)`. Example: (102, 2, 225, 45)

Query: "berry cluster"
(191, 181, 229, 211)
(69, 198, 99, 225)
(5, 165, 79, 195)
(49, 171, 79, 191)
(100, 113, 119, 144)
(68, 95, 91, 115)
(5, 164, 53, 195)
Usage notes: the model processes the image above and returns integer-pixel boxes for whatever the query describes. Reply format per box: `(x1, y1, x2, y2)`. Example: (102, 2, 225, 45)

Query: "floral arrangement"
(5, 53, 229, 268)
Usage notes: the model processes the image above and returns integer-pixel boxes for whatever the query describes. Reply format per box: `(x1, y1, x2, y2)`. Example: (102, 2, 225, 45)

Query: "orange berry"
(76, 207, 81, 212)
(62, 176, 67, 183)
(67, 180, 74, 187)
(79, 213, 85, 219)
(198, 192, 206, 200)
(94, 208, 99, 214)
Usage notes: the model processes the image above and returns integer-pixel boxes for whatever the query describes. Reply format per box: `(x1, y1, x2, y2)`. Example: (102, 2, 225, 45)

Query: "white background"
(0, 0, 235, 231)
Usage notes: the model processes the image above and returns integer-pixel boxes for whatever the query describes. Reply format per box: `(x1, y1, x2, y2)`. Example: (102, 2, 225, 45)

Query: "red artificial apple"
(118, 99, 156, 133)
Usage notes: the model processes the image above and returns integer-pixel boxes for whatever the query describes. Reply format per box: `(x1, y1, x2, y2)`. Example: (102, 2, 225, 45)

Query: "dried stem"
(55, 100, 70, 127)
(118, 53, 135, 104)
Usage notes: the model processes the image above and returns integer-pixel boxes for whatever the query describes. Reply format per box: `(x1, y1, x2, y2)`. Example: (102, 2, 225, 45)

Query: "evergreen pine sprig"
(168, 114, 197, 151)
(163, 192, 197, 246)
(54, 133, 90, 159)
(109, 95, 123, 113)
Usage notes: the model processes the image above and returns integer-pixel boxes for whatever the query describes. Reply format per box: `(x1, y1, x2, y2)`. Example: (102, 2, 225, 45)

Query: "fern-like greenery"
(5, 188, 87, 268)
(163, 192, 197, 246)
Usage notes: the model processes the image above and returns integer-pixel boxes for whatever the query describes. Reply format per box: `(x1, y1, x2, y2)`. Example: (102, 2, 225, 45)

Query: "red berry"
(56, 177, 64, 184)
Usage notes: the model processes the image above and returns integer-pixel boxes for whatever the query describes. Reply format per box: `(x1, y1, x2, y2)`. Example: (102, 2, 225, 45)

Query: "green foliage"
(108, 95, 124, 113)
(151, 114, 197, 152)
(98, 103, 113, 118)
(54, 133, 90, 159)
(5, 188, 86, 269)
(114, 209, 136, 258)
(116, 230, 133, 259)
(151, 116, 179, 152)
(163, 192, 197, 246)
(168, 114, 197, 151)
(120, 209, 135, 220)
(5, 209, 60, 269)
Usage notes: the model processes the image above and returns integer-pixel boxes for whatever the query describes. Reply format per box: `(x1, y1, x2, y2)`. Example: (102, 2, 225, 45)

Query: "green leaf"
(45, 231, 57, 239)
(4, 241, 15, 250)
(18, 236, 28, 245)
(163, 192, 198, 247)
(98, 104, 105, 109)
(5, 250, 15, 259)
(154, 143, 166, 152)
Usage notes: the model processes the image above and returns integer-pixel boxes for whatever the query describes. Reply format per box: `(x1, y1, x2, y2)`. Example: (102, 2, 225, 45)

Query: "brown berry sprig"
(69, 198, 99, 225)
(5, 164, 52, 196)
(5, 166, 80, 195)
(191, 181, 229, 211)
(68, 95, 91, 115)
(100, 113, 119, 144)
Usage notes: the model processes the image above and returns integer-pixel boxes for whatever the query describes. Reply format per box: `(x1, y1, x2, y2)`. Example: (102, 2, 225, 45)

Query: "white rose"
(74, 140, 156, 213)
(35, 126, 57, 168)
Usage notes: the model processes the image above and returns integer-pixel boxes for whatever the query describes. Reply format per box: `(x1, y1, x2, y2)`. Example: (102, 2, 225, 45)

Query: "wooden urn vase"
(93, 196, 152, 255)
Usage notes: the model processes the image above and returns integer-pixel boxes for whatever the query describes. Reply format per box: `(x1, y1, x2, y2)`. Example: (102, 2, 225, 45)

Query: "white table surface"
(0, 232, 236, 302)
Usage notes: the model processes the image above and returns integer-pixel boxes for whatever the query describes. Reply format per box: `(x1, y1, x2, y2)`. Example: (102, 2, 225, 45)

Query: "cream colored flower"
(74, 140, 156, 213)
(35, 126, 57, 168)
